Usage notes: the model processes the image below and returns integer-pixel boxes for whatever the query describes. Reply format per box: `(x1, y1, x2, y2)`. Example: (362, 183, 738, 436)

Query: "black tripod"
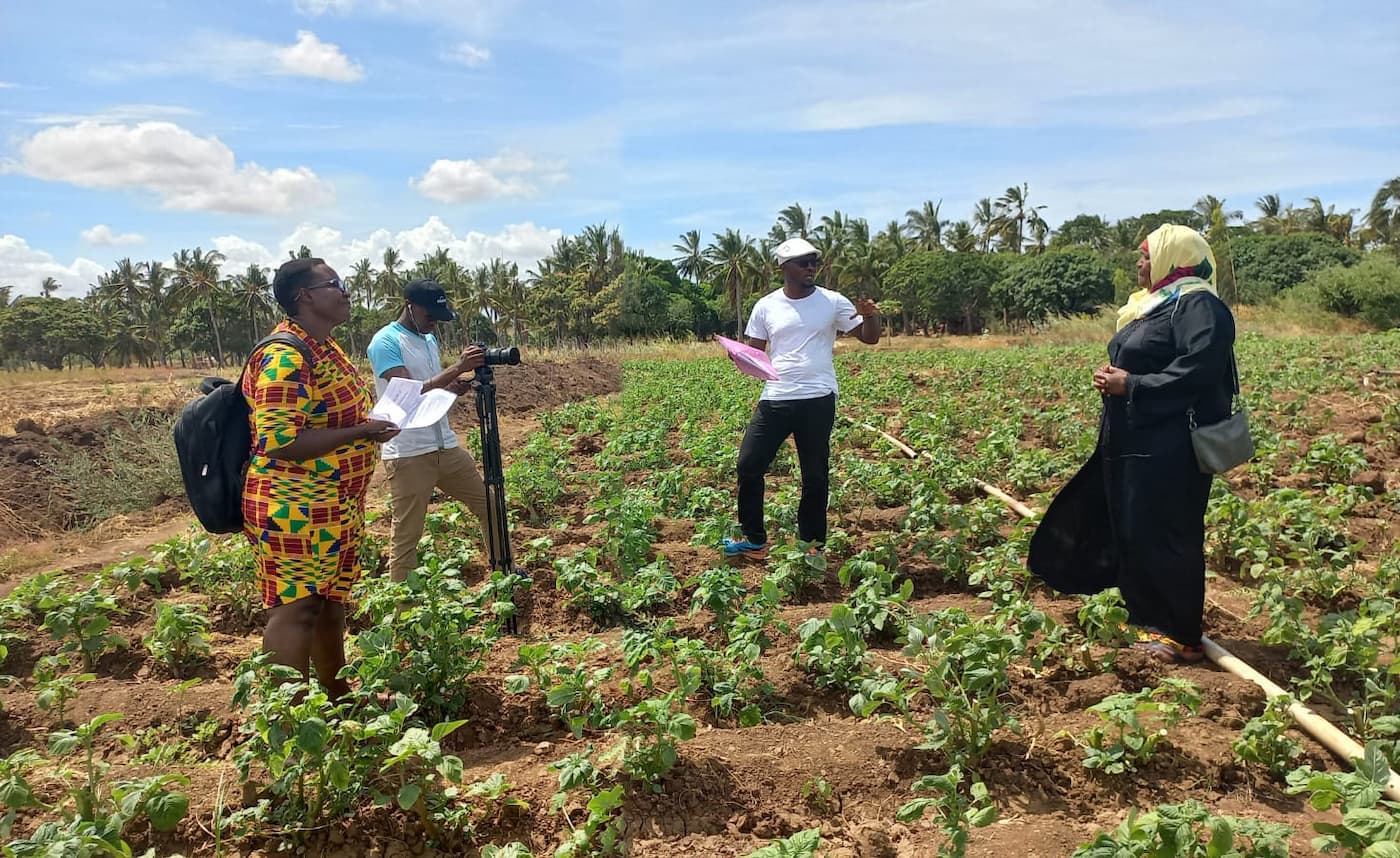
(474, 363, 520, 635)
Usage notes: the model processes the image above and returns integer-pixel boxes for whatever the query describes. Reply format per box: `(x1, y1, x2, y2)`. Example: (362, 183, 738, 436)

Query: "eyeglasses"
(304, 277, 349, 295)
(788, 256, 820, 269)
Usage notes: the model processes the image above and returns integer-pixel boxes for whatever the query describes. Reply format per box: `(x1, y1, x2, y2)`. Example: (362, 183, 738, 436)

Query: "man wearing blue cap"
(368, 279, 508, 581)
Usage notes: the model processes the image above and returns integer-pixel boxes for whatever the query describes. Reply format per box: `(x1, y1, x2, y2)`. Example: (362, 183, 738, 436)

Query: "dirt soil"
(0, 353, 1393, 856)
(0, 356, 621, 573)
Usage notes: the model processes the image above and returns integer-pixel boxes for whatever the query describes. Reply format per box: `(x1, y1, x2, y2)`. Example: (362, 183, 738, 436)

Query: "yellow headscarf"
(1116, 224, 1219, 330)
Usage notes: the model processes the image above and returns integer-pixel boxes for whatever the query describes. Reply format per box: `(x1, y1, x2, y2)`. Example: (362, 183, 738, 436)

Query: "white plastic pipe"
(857, 418, 1400, 800)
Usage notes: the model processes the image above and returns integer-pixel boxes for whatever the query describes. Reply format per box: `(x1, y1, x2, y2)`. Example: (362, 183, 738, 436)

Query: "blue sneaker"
(722, 538, 769, 560)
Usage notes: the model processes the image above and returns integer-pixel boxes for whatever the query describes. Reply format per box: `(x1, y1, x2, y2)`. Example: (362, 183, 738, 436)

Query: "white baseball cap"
(774, 237, 820, 265)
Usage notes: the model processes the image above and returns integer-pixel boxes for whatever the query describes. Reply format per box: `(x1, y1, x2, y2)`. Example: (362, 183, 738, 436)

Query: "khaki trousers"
(385, 446, 500, 582)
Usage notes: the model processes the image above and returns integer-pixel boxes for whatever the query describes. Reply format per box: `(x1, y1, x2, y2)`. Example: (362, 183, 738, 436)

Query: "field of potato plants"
(1, 332, 1399, 858)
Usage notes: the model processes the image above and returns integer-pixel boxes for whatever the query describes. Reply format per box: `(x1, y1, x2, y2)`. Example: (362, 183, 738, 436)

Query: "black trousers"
(736, 393, 836, 546)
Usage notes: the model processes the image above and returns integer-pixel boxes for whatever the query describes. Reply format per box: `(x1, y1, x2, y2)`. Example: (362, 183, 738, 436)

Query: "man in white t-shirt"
(367, 279, 511, 581)
(722, 238, 881, 560)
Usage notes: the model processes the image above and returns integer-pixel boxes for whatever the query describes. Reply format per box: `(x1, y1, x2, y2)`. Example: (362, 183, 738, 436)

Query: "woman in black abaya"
(1028, 224, 1236, 664)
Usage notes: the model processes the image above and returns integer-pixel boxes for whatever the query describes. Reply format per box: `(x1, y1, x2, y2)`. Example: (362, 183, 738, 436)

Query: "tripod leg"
(475, 371, 521, 635)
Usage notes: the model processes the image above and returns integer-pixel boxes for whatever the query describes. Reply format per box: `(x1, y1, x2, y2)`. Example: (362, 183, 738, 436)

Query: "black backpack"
(172, 333, 316, 534)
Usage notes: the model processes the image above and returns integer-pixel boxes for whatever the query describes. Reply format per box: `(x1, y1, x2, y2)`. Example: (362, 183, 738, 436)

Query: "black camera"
(482, 345, 520, 366)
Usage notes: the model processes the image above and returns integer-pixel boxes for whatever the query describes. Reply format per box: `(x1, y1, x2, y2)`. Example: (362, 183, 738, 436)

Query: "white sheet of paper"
(369, 376, 458, 429)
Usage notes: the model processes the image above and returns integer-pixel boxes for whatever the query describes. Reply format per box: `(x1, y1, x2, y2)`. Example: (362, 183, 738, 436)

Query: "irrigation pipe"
(854, 418, 1400, 800)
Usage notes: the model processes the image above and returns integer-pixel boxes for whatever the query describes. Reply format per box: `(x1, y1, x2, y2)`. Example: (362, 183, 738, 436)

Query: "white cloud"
(410, 150, 567, 203)
(22, 104, 199, 125)
(80, 225, 145, 247)
(15, 121, 334, 215)
(214, 217, 562, 278)
(97, 31, 364, 84)
(289, 0, 512, 33)
(444, 42, 491, 67)
(276, 31, 365, 82)
(294, 0, 355, 13)
(0, 235, 105, 298)
(0, 81, 17, 89)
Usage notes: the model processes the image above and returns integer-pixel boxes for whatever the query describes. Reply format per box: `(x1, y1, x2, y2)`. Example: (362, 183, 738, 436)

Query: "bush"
(1232, 233, 1360, 303)
(1306, 254, 1400, 329)
(993, 248, 1115, 326)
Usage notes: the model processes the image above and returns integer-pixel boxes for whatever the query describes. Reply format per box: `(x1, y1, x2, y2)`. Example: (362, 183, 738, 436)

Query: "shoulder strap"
(241, 332, 317, 383)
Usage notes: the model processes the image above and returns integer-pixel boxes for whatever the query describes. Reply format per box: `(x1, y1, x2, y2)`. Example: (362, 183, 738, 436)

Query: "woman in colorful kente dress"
(242, 257, 398, 696)
(1028, 224, 1238, 664)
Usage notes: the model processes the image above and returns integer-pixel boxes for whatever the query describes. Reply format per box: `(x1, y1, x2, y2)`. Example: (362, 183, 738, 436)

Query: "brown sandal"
(1133, 630, 1205, 664)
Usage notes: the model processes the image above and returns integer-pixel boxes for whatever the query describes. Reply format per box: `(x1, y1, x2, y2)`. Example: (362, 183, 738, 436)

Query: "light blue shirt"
(367, 321, 459, 460)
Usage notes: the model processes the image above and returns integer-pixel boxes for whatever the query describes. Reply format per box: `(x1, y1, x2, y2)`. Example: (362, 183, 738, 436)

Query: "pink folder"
(715, 335, 780, 381)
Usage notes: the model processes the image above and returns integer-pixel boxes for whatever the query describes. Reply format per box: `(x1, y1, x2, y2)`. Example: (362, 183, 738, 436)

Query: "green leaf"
(1343, 809, 1400, 842)
(586, 785, 624, 815)
(144, 789, 189, 831)
(431, 719, 469, 742)
(505, 674, 531, 694)
(969, 804, 997, 827)
(1359, 742, 1395, 787)
(295, 718, 330, 753)
(1362, 842, 1400, 858)
(896, 797, 934, 822)
(670, 713, 697, 741)
(327, 759, 352, 792)
(397, 783, 422, 811)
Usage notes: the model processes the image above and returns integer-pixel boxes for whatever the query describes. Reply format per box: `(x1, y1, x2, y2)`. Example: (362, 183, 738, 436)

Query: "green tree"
(704, 228, 757, 334)
(1050, 215, 1112, 251)
(672, 230, 706, 283)
(777, 203, 812, 239)
(0, 297, 105, 369)
(1365, 177, 1400, 247)
(904, 199, 947, 251)
(1232, 232, 1361, 302)
(993, 248, 1115, 327)
(172, 248, 228, 365)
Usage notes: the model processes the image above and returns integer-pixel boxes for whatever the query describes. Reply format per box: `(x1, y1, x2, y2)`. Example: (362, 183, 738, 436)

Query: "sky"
(1, 0, 1398, 297)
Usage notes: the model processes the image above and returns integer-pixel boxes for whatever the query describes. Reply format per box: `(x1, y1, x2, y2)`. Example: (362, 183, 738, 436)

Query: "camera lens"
(484, 346, 520, 366)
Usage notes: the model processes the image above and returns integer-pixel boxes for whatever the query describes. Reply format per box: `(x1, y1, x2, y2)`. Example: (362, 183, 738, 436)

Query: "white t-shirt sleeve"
(744, 301, 770, 341)
(833, 292, 863, 333)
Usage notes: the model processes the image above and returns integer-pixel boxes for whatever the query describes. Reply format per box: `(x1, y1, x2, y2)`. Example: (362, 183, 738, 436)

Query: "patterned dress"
(241, 319, 379, 608)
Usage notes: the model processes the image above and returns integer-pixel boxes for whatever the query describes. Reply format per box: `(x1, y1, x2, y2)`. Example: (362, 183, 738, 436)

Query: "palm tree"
(704, 229, 756, 332)
(231, 264, 274, 344)
(139, 260, 175, 365)
(1253, 194, 1285, 234)
(814, 211, 848, 290)
(945, 220, 979, 253)
(579, 223, 623, 297)
(777, 203, 812, 239)
(672, 230, 706, 284)
(377, 247, 405, 309)
(903, 199, 946, 251)
(877, 219, 909, 263)
(39, 277, 59, 298)
(348, 258, 377, 310)
(1194, 197, 1242, 305)
(0, 285, 11, 308)
(971, 198, 996, 252)
(837, 219, 881, 299)
(1366, 176, 1400, 246)
(1027, 210, 1051, 253)
(287, 245, 314, 260)
(173, 247, 228, 365)
(1298, 197, 1359, 245)
(992, 184, 1046, 254)
(489, 259, 527, 344)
